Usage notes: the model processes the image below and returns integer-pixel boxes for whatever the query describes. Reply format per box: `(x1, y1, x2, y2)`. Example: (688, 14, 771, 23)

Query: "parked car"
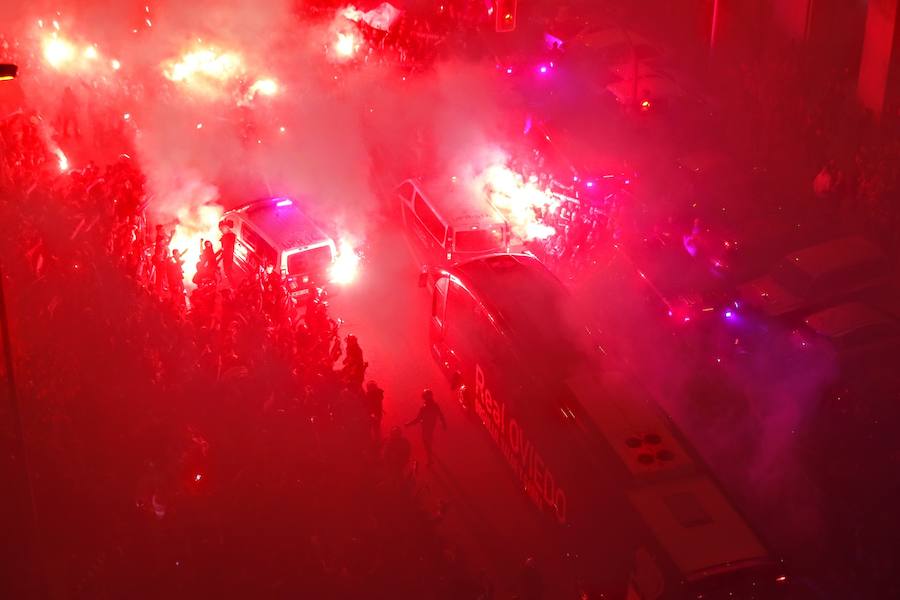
(801, 302, 900, 361)
(737, 237, 891, 317)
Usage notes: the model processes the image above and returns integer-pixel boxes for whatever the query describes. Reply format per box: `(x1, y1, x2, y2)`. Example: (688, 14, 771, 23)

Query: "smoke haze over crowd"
(0, 0, 514, 241)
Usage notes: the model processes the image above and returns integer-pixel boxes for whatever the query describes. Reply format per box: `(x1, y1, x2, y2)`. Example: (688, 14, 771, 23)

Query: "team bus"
(428, 253, 794, 600)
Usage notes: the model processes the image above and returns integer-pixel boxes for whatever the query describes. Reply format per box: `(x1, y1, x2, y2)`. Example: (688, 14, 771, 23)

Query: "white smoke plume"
(0, 0, 514, 242)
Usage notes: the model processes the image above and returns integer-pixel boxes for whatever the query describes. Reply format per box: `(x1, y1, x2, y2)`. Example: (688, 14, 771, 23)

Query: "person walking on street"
(342, 334, 367, 390)
(405, 389, 446, 467)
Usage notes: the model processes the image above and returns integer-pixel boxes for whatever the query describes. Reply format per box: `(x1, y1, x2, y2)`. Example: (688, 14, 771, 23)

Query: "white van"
(224, 197, 336, 296)
(397, 178, 511, 281)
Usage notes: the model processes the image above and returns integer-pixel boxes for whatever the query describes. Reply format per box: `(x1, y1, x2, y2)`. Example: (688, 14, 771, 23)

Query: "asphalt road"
(328, 219, 571, 594)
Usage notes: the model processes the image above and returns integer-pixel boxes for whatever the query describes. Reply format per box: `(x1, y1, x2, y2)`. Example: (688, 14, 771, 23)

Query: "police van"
(397, 178, 511, 284)
(428, 253, 795, 599)
(224, 197, 336, 296)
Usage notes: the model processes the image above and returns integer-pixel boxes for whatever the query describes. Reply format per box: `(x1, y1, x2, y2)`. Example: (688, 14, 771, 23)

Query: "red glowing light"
(775, 575, 787, 583)
(193, 473, 202, 482)
(640, 99, 652, 111)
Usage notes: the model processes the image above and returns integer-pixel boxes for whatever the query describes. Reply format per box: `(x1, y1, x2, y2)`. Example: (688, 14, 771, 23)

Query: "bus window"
(397, 181, 415, 203)
(433, 276, 448, 331)
(445, 281, 478, 352)
(445, 281, 512, 374)
(414, 192, 447, 245)
(241, 224, 277, 268)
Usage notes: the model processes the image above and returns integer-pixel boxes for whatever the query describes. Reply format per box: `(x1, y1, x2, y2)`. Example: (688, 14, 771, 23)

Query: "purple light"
(506, 67, 513, 74)
(724, 310, 733, 319)
(586, 181, 594, 188)
(539, 65, 548, 74)
(275, 198, 293, 207)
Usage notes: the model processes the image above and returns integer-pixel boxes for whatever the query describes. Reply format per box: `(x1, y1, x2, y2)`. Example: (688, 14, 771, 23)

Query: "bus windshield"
(457, 256, 590, 373)
(287, 245, 333, 275)
(454, 227, 505, 253)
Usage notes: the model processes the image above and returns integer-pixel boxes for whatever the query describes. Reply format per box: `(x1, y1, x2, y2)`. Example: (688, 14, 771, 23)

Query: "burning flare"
(54, 148, 69, 172)
(473, 164, 557, 241)
(164, 48, 243, 83)
(334, 32, 359, 59)
(162, 47, 245, 98)
(249, 78, 278, 97)
(42, 36, 76, 69)
(169, 204, 225, 287)
(329, 239, 361, 285)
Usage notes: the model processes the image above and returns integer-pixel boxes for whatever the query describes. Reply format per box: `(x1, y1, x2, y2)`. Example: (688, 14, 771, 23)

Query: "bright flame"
(329, 239, 361, 285)
(474, 164, 558, 241)
(163, 47, 244, 97)
(164, 48, 242, 82)
(54, 148, 69, 172)
(169, 204, 225, 287)
(240, 78, 279, 104)
(334, 32, 358, 59)
(249, 78, 278, 97)
(111, 59, 121, 70)
(43, 36, 76, 69)
(83, 45, 98, 60)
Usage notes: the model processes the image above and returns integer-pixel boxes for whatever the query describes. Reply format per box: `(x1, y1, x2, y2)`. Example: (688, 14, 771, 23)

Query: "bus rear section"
(428, 253, 793, 599)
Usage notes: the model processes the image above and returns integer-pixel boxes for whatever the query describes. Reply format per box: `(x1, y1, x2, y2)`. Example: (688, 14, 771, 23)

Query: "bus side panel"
(434, 276, 647, 596)
(437, 278, 568, 525)
(231, 218, 256, 278)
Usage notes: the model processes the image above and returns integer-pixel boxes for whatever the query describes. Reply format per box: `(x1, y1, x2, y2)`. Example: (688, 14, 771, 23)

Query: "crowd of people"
(324, 0, 494, 72)
(0, 110, 499, 597)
